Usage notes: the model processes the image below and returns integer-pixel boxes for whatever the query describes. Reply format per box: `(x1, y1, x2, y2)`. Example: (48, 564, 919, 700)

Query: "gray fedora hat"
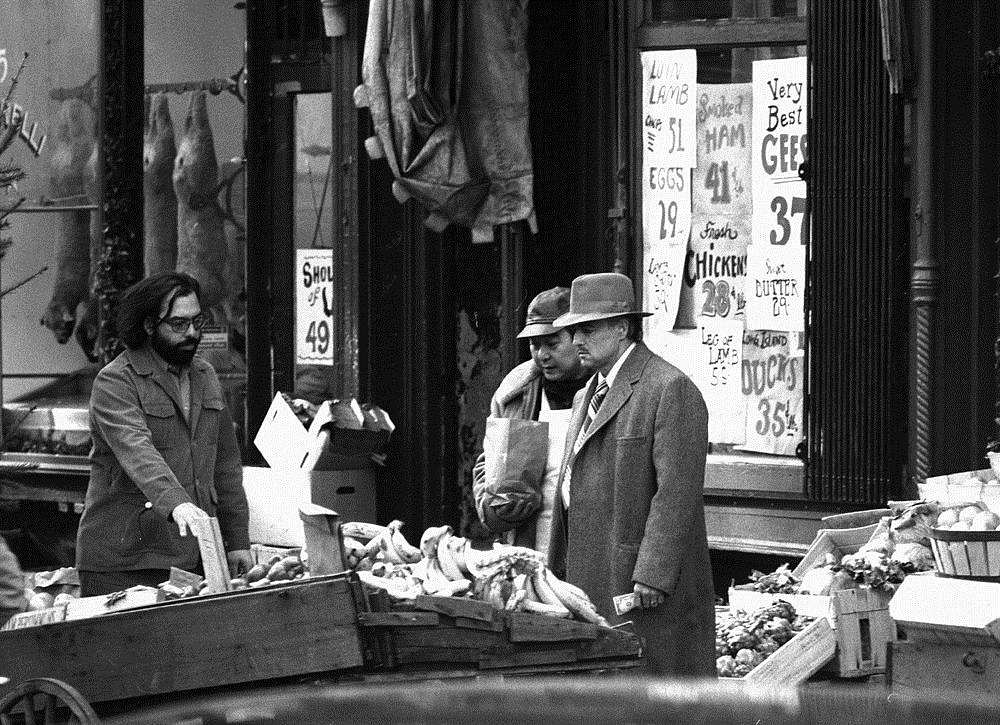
(516, 287, 571, 338)
(552, 273, 651, 327)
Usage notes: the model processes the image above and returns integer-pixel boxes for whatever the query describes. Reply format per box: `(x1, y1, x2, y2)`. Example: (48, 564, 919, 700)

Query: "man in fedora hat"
(473, 287, 591, 557)
(548, 272, 715, 677)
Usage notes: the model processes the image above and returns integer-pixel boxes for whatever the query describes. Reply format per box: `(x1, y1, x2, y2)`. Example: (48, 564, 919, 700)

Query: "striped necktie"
(582, 379, 609, 434)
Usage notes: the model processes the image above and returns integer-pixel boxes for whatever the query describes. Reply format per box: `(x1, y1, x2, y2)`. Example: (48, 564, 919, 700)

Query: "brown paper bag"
(481, 417, 549, 527)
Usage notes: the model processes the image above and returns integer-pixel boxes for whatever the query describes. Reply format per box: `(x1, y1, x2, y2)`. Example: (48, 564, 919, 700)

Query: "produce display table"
(0, 572, 641, 713)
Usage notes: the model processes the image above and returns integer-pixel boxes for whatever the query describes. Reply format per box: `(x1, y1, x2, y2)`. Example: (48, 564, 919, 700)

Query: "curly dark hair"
(116, 272, 201, 349)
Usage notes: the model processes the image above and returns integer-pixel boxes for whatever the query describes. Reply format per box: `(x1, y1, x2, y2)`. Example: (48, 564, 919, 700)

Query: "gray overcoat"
(547, 342, 716, 677)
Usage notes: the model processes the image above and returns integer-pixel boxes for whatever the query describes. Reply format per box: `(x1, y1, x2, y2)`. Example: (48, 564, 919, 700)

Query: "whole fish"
(174, 90, 226, 309)
(144, 93, 178, 276)
(42, 98, 94, 344)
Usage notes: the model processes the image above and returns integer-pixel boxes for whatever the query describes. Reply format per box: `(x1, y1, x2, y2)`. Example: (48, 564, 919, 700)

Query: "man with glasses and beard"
(76, 272, 251, 595)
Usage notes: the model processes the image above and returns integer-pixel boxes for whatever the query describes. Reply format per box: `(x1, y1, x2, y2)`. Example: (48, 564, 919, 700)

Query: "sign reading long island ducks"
(641, 50, 696, 338)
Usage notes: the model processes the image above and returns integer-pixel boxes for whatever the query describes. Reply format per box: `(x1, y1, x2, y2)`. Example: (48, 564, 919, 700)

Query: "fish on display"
(174, 90, 227, 310)
(41, 98, 95, 344)
(144, 92, 179, 277)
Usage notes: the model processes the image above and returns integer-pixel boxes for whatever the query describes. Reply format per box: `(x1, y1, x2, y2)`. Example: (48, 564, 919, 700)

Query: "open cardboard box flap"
(889, 574, 1000, 647)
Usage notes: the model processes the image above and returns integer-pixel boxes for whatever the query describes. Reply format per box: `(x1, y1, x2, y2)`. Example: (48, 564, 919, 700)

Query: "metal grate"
(806, 0, 906, 504)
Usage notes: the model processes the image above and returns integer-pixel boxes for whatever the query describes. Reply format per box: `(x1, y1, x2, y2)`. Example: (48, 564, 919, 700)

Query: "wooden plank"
(455, 616, 504, 632)
(189, 516, 231, 592)
(394, 646, 481, 664)
(890, 641, 1000, 699)
(358, 611, 439, 627)
(479, 647, 578, 670)
(413, 595, 497, 623)
(572, 627, 643, 662)
(0, 576, 363, 704)
(392, 626, 502, 651)
(507, 612, 599, 642)
(299, 503, 347, 575)
(743, 617, 836, 685)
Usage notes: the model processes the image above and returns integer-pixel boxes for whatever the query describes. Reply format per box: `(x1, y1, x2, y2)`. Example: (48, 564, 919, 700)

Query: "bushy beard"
(150, 328, 199, 366)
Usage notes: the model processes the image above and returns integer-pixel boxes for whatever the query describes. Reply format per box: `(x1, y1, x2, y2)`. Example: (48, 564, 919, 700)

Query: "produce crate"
(928, 528, 1000, 580)
(742, 616, 836, 685)
(358, 594, 643, 674)
(728, 524, 895, 678)
(0, 573, 365, 705)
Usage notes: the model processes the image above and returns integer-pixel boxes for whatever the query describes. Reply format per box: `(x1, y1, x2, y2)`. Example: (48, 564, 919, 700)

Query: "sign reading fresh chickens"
(296, 248, 335, 365)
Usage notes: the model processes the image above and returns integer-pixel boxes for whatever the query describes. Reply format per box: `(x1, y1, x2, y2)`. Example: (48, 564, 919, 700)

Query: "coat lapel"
(188, 359, 208, 434)
(576, 344, 651, 448)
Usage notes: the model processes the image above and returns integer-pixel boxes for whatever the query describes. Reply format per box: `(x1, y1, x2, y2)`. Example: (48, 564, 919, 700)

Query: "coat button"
(144, 501, 153, 509)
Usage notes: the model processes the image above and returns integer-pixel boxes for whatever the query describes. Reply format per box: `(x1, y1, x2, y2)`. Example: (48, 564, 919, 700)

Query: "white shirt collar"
(599, 342, 636, 390)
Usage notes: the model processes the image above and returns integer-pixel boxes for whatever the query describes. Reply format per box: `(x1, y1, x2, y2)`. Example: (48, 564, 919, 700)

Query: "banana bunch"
(341, 520, 422, 570)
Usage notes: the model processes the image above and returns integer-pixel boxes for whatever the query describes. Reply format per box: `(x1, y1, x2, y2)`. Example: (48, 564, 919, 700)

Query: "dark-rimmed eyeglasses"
(157, 314, 205, 334)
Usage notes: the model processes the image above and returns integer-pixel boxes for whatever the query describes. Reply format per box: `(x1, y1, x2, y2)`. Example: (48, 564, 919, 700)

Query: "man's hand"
(227, 549, 254, 577)
(634, 581, 666, 609)
(171, 502, 208, 537)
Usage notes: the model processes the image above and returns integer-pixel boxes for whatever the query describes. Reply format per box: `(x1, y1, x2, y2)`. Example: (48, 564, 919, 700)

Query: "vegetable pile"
(716, 600, 811, 678)
(343, 520, 609, 626)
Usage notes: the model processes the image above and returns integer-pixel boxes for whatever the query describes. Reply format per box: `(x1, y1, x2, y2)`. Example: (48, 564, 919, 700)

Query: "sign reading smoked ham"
(296, 248, 335, 365)
(676, 83, 752, 329)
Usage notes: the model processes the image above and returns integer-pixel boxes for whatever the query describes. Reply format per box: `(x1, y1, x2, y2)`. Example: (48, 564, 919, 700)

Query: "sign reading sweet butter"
(744, 244, 805, 332)
(751, 56, 807, 247)
(677, 83, 752, 329)
(296, 248, 335, 365)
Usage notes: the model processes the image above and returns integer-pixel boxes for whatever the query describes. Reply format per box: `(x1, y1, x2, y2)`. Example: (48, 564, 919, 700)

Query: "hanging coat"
(356, 0, 535, 241)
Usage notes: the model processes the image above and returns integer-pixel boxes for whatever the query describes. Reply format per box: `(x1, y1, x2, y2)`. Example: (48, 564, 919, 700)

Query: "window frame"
(633, 9, 808, 499)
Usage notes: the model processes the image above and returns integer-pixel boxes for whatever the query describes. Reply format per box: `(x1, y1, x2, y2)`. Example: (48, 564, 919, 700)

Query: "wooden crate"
(727, 587, 894, 678)
(0, 573, 364, 705)
(890, 640, 1000, 699)
(743, 616, 836, 685)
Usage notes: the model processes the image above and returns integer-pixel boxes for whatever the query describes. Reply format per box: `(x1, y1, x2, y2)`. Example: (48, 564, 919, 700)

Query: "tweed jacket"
(472, 360, 544, 548)
(76, 345, 249, 572)
(547, 342, 715, 677)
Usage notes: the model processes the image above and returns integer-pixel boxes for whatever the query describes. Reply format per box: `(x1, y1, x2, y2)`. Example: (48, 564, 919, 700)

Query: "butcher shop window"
(637, 0, 808, 495)
(0, 0, 101, 458)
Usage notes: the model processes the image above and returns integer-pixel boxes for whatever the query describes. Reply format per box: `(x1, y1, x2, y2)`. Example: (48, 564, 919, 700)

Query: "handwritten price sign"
(752, 56, 808, 247)
(744, 245, 805, 332)
(739, 330, 803, 455)
(696, 316, 745, 444)
(296, 248, 335, 365)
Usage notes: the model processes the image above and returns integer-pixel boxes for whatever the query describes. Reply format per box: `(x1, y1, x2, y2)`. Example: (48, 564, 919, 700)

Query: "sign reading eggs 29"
(751, 56, 808, 247)
(296, 248, 335, 365)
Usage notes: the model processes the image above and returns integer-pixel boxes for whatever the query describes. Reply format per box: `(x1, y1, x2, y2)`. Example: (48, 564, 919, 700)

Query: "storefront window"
(650, 0, 805, 21)
(292, 93, 336, 401)
(0, 1, 100, 457)
(143, 0, 248, 446)
(638, 2, 807, 491)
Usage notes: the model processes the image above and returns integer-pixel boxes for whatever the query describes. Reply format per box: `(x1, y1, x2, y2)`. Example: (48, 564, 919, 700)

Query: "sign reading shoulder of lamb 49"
(296, 248, 335, 366)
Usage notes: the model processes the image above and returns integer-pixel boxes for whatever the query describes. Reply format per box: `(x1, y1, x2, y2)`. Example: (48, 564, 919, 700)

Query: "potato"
(245, 563, 268, 583)
(28, 592, 55, 611)
(267, 562, 291, 581)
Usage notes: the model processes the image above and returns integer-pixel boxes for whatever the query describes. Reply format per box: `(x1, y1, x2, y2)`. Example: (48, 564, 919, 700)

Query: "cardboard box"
(889, 574, 1000, 647)
(243, 466, 377, 547)
(253, 393, 390, 471)
(920, 468, 1000, 512)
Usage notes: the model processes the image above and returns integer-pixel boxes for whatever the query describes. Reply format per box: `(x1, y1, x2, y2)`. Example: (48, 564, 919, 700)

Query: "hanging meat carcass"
(144, 93, 179, 276)
(41, 98, 94, 343)
(218, 157, 245, 339)
(73, 140, 100, 362)
(173, 90, 227, 310)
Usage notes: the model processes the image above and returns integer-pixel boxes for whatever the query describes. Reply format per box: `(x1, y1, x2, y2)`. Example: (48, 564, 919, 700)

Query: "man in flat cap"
(548, 272, 714, 677)
(473, 287, 591, 559)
